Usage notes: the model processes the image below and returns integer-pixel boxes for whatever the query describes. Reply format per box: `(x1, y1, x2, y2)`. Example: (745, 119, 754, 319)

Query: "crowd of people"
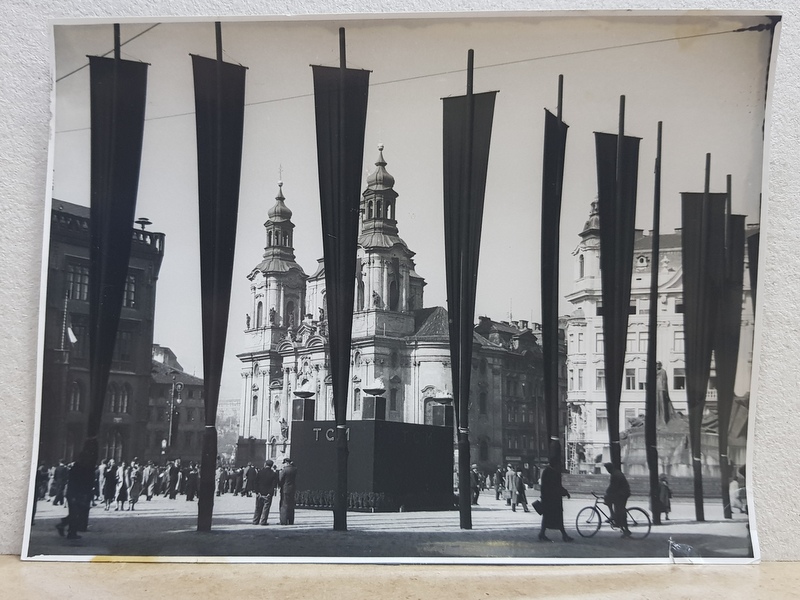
(33, 455, 301, 540)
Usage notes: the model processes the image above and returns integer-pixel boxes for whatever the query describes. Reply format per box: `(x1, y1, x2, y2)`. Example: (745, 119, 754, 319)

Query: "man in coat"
(253, 460, 279, 525)
(142, 461, 158, 501)
(167, 459, 180, 500)
(504, 464, 520, 511)
(244, 462, 257, 497)
(469, 464, 481, 505)
(538, 457, 573, 542)
(604, 462, 632, 537)
(52, 459, 69, 506)
(279, 458, 298, 525)
(56, 448, 95, 539)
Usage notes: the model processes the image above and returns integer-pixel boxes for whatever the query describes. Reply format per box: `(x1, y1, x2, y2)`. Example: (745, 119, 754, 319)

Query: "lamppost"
(167, 374, 183, 448)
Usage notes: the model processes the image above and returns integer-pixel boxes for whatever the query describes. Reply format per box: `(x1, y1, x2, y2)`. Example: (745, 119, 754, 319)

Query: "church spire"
(249, 180, 305, 277)
(359, 144, 405, 250)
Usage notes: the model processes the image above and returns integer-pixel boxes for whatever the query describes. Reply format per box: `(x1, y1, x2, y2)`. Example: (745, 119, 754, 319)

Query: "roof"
(413, 307, 449, 337)
(151, 360, 204, 386)
(52, 199, 90, 219)
(634, 231, 682, 252)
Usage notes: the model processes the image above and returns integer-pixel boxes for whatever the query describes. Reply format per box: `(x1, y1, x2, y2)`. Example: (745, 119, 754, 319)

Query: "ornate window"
(66, 263, 89, 301)
(123, 274, 136, 308)
(69, 381, 83, 412)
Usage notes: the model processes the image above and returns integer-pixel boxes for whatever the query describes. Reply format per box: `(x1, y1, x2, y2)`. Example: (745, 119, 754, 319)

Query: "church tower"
(351, 145, 424, 339)
(238, 181, 308, 441)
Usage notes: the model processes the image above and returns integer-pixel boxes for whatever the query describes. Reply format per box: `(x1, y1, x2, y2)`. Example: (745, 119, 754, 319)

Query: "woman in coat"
(115, 462, 128, 511)
(103, 459, 117, 511)
(538, 457, 573, 542)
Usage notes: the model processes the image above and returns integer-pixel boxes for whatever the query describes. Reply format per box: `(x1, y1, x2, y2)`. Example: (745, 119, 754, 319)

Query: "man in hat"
(253, 459, 279, 525)
(604, 462, 632, 537)
(469, 464, 481, 505)
(279, 458, 298, 525)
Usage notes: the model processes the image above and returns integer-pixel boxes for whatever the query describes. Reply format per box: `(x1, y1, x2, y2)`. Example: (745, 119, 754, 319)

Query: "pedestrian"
(504, 464, 520, 511)
(32, 464, 49, 525)
(515, 467, 530, 512)
(185, 463, 199, 501)
(96, 459, 107, 504)
(142, 461, 157, 501)
(167, 459, 180, 500)
(469, 464, 481, 505)
(102, 459, 117, 511)
(658, 474, 672, 521)
(51, 459, 69, 506)
(115, 462, 128, 511)
(253, 459, 279, 525)
(127, 460, 143, 511)
(56, 447, 95, 540)
(603, 462, 631, 538)
(279, 458, 298, 525)
(537, 457, 572, 542)
(493, 466, 505, 501)
(244, 462, 257, 498)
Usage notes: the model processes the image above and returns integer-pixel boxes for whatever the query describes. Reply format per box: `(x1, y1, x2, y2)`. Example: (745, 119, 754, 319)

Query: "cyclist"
(603, 462, 632, 538)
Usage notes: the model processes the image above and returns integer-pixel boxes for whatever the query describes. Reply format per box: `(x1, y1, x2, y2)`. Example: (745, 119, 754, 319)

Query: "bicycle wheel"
(626, 507, 651, 539)
(576, 506, 602, 538)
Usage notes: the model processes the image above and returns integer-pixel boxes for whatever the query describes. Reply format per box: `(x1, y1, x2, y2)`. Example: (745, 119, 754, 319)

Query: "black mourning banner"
(715, 214, 746, 519)
(747, 231, 759, 309)
(541, 109, 569, 443)
(86, 56, 148, 455)
(311, 64, 370, 531)
(443, 90, 497, 528)
(681, 191, 727, 522)
(594, 131, 640, 468)
(192, 54, 247, 531)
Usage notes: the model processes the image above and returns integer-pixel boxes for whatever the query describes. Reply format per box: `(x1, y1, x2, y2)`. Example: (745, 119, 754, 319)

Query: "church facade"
(563, 201, 755, 475)
(236, 147, 563, 477)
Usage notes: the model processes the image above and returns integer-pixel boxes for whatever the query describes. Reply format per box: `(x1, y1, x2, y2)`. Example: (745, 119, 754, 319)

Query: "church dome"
(366, 145, 395, 191)
(267, 181, 292, 222)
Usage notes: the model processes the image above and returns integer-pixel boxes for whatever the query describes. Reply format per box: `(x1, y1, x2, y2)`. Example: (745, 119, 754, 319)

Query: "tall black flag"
(311, 29, 370, 532)
(86, 45, 148, 464)
(443, 50, 497, 530)
(681, 182, 727, 522)
(540, 86, 568, 452)
(594, 100, 641, 469)
(191, 26, 247, 531)
(715, 191, 746, 519)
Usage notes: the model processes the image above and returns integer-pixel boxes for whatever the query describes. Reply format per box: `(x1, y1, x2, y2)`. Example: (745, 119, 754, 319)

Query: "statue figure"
(269, 307, 276, 324)
(279, 418, 289, 440)
(656, 361, 675, 426)
(289, 312, 295, 327)
(372, 290, 382, 308)
(318, 307, 325, 321)
(246, 313, 251, 329)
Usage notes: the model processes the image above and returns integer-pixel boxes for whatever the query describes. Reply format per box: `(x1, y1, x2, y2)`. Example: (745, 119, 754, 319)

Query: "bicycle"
(575, 492, 651, 539)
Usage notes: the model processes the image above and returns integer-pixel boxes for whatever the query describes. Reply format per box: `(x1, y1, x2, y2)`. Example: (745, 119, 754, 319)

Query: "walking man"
(279, 458, 298, 525)
(253, 460, 279, 525)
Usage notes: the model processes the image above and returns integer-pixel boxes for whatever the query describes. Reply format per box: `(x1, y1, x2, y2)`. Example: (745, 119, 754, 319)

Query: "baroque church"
(236, 146, 558, 476)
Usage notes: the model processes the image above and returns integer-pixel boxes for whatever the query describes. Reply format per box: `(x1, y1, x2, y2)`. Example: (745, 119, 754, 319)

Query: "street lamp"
(167, 374, 183, 448)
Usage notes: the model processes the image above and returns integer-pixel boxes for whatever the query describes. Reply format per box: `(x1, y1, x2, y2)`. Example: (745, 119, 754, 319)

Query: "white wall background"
(0, 0, 797, 560)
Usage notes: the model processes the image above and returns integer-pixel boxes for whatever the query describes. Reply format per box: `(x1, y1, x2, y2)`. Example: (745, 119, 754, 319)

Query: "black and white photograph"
(23, 11, 778, 563)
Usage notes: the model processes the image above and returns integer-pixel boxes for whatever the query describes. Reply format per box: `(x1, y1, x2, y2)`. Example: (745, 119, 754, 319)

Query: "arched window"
(387, 202, 393, 220)
(267, 231, 273, 247)
(479, 439, 489, 461)
(377, 199, 382, 217)
(108, 383, 119, 413)
(367, 201, 373, 219)
(120, 384, 131, 414)
(252, 394, 258, 417)
(479, 391, 487, 415)
(69, 381, 83, 412)
(256, 302, 263, 328)
(269, 438, 277, 459)
(353, 388, 361, 412)
(357, 278, 365, 311)
(283, 232, 289, 246)
(286, 300, 295, 327)
(389, 280, 399, 311)
(579, 254, 585, 279)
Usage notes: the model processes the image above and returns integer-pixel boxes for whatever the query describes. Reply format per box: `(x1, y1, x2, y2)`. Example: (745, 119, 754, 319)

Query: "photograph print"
(24, 11, 779, 563)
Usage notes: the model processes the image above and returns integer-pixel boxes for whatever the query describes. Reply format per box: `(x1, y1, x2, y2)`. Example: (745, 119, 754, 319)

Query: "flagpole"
(609, 95, 626, 470)
(333, 26, 350, 532)
(645, 121, 662, 525)
(455, 49, 475, 531)
(719, 173, 733, 520)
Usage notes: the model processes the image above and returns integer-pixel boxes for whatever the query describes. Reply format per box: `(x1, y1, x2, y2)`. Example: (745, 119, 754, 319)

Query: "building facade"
(39, 200, 165, 466)
(237, 147, 563, 475)
(142, 345, 206, 465)
(563, 201, 756, 474)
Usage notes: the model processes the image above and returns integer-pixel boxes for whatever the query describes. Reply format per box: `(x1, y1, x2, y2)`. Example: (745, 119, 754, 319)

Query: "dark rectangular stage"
(291, 420, 454, 512)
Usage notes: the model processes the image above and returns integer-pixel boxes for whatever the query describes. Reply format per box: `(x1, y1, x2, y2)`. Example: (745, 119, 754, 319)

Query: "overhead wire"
(55, 22, 773, 135)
